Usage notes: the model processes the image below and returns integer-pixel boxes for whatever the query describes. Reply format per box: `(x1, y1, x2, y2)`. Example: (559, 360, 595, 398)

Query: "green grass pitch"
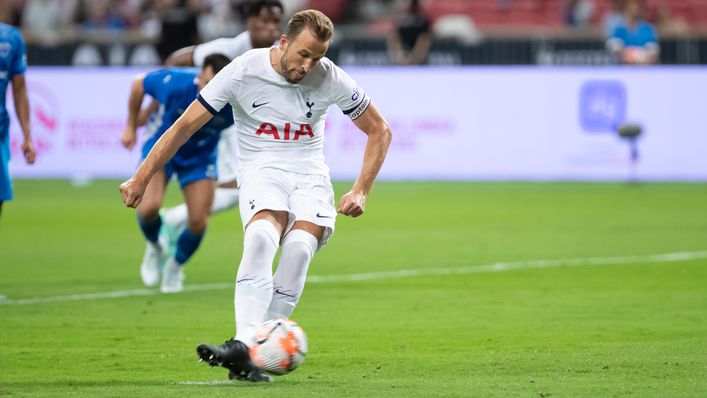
(1, 180, 706, 397)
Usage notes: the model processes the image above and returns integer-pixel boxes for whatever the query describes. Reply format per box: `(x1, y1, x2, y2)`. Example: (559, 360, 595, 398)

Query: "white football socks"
(234, 219, 280, 344)
(265, 230, 319, 322)
(161, 187, 240, 231)
(212, 187, 240, 213)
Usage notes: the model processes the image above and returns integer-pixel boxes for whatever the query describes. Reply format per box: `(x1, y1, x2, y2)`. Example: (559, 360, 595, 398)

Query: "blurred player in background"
(0, 22, 35, 218)
(120, 10, 392, 381)
(120, 54, 233, 293)
(606, 0, 659, 65)
(387, 0, 431, 65)
(137, 0, 284, 256)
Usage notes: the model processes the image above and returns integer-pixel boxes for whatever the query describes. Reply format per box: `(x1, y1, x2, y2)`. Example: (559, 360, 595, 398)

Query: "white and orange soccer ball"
(249, 318, 308, 375)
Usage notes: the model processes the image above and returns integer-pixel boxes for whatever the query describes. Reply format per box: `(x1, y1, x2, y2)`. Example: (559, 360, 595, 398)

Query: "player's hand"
(137, 107, 151, 127)
(120, 127, 137, 150)
(337, 190, 366, 218)
(22, 139, 36, 164)
(119, 177, 145, 208)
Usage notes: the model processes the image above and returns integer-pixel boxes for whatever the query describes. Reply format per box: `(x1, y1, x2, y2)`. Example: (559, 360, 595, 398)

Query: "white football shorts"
(238, 167, 336, 249)
(216, 125, 238, 185)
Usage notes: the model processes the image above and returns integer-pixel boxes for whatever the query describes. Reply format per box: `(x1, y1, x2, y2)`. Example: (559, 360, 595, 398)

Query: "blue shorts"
(162, 156, 218, 188)
(0, 132, 12, 201)
(142, 137, 218, 188)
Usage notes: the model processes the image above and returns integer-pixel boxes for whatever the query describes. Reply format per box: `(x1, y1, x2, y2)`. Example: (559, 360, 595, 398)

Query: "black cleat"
(197, 339, 272, 383)
(228, 368, 273, 383)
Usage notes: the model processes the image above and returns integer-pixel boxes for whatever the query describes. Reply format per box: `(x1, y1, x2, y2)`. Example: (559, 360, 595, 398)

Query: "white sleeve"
(198, 57, 242, 114)
(193, 38, 233, 67)
(192, 32, 251, 66)
(330, 63, 371, 121)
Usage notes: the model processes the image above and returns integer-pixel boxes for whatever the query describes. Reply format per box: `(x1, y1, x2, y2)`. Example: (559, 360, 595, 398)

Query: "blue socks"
(138, 214, 162, 244)
(175, 228, 204, 265)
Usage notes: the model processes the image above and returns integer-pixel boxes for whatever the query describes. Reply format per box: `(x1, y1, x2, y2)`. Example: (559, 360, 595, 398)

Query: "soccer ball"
(249, 318, 308, 375)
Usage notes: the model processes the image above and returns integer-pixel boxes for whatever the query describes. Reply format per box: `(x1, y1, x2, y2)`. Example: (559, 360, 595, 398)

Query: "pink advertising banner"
(8, 66, 707, 181)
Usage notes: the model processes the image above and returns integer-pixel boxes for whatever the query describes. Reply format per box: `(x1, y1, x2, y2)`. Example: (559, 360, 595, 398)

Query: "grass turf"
(0, 180, 706, 397)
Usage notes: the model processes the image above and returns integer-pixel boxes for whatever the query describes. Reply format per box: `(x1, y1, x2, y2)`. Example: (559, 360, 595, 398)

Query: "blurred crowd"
(0, 0, 297, 44)
(1, 0, 700, 43)
(0, 0, 701, 65)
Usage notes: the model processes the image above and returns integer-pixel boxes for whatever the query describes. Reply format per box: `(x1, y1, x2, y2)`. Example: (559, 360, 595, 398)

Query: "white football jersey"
(192, 31, 252, 67)
(198, 47, 371, 176)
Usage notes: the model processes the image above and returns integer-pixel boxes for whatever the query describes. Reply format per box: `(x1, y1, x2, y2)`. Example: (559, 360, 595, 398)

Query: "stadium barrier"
(8, 66, 707, 181)
(26, 38, 707, 66)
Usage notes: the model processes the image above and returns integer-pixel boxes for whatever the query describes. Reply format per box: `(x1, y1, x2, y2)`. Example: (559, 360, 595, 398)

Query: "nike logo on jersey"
(274, 288, 297, 299)
(252, 101, 269, 108)
(316, 213, 334, 219)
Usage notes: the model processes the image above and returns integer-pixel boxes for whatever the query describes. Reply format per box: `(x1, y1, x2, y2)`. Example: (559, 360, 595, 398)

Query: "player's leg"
(228, 168, 295, 344)
(265, 222, 323, 321)
(264, 173, 336, 321)
(0, 133, 13, 220)
(136, 168, 169, 287)
(160, 177, 215, 293)
(197, 169, 292, 380)
(213, 180, 240, 212)
(234, 209, 288, 342)
(137, 168, 167, 240)
(211, 126, 240, 213)
(158, 179, 239, 259)
(197, 208, 287, 383)
(159, 127, 239, 250)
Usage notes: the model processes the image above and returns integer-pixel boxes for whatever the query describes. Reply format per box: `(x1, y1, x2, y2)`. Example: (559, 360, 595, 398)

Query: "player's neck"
(269, 47, 285, 78)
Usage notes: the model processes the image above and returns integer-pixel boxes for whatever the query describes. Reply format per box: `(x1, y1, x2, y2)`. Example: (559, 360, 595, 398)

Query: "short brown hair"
(285, 10, 334, 42)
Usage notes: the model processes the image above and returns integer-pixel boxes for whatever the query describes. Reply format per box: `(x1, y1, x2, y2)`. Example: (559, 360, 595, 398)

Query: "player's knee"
(244, 220, 281, 254)
(138, 204, 160, 221)
(247, 230, 277, 255)
(284, 243, 312, 265)
(187, 217, 208, 234)
(282, 230, 319, 259)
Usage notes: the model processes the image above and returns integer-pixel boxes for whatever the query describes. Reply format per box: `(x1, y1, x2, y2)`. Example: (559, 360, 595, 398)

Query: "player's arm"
(121, 54, 240, 207)
(121, 74, 147, 150)
(387, 31, 407, 65)
(408, 32, 431, 65)
(11, 74, 35, 164)
(165, 45, 196, 67)
(643, 44, 659, 64)
(136, 46, 198, 126)
(337, 103, 393, 218)
(642, 28, 660, 65)
(120, 100, 213, 208)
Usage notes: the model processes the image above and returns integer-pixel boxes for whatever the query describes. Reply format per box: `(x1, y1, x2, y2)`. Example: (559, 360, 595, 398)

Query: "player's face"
(625, 0, 641, 19)
(279, 28, 329, 84)
(248, 6, 283, 48)
(197, 66, 216, 90)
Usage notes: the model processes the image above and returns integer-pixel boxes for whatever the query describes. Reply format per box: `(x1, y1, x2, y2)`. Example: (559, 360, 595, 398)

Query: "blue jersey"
(610, 21, 658, 48)
(142, 67, 234, 168)
(0, 23, 27, 139)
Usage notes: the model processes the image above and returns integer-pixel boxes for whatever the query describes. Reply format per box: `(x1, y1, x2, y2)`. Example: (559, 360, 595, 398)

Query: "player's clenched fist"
(337, 190, 366, 217)
(120, 178, 145, 208)
(120, 127, 137, 150)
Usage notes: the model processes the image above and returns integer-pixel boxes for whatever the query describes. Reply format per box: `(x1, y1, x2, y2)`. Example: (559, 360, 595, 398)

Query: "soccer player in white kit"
(120, 10, 392, 382)
(142, 0, 284, 256)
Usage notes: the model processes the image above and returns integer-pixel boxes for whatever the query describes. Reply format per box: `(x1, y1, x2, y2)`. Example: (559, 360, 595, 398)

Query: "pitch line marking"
(1, 250, 706, 306)
(178, 380, 235, 385)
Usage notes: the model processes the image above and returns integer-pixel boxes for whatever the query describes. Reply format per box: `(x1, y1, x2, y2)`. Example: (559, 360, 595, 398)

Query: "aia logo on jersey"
(255, 122, 314, 140)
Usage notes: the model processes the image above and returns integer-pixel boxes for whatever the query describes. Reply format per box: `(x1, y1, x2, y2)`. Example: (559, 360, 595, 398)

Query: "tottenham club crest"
(305, 98, 314, 118)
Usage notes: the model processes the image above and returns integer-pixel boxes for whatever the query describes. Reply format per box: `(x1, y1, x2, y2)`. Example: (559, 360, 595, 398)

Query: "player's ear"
(279, 34, 288, 50)
(245, 16, 256, 31)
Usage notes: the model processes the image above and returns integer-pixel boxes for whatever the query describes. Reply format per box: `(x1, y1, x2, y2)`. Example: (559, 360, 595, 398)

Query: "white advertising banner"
(8, 66, 707, 181)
